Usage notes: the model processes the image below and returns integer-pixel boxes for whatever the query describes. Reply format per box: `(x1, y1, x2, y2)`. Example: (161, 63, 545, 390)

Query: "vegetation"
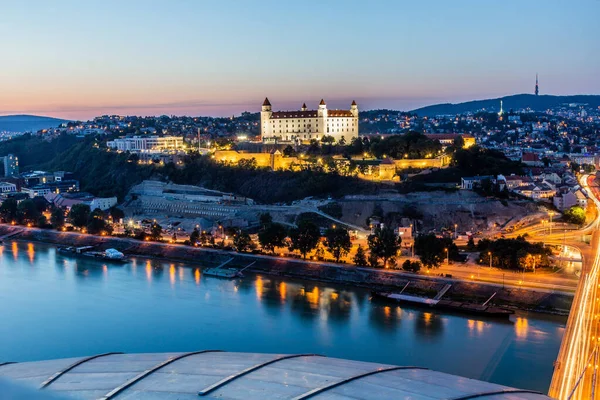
(367, 225, 401, 268)
(68, 204, 91, 228)
(402, 259, 422, 273)
(476, 236, 551, 271)
(563, 205, 586, 225)
(414, 234, 459, 268)
(288, 220, 321, 260)
(233, 231, 255, 252)
(258, 214, 287, 254)
(353, 245, 368, 267)
(324, 226, 352, 262)
(149, 222, 163, 241)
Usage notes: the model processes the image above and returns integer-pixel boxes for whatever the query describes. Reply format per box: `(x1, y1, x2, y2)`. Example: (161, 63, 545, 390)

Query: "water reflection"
(515, 317, 529, 340)
(414, 311, 445, 338)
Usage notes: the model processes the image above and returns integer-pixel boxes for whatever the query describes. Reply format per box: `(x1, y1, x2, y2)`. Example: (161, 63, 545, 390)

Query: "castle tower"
(260, 97, 272, 140)
(350, 100, 358, 117)
(535, 73, 539, 96)
(317, 99, 327, 138)
(301, 103, 307, 112)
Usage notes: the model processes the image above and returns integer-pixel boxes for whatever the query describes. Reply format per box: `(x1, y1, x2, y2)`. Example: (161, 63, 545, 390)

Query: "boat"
(57, 246, 128, 263)
(371, 291, 514, 319)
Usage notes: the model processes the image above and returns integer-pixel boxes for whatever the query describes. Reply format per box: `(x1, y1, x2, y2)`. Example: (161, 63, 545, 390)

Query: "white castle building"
(260, 98, 359, 143)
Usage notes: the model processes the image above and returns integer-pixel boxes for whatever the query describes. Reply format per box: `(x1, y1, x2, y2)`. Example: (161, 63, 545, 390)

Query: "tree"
(563, 206, 586, 225)
(109, 206, 125, 222)
(86, 208, 112, 235)
(367, 225, 401, 268)
(258, 222, 287, 254)
(233, 231, 255, 252)
(368, 251, 380, 268)
(353, 245, 368, 266)
(321, 135, 336, 145)
(17, 199, 40, 225)
(414, 233, 447, 268)
(467, 237, 476, 251)
(324, 226, 352, 262)
(289, 220, 321, 260)
(0, 198, 18, 223)
(189, 228, 200, 244)
(69, 204, 91, 228)
(259, 212, 273, 227)
(150, 222, 163, 241)
(402, 259, 422, 273)
(50, 206, 65, 230)
(283, 145, 296, 157)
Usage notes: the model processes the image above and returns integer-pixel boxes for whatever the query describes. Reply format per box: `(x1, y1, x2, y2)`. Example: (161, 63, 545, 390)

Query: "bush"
(402, 259, 422, 273)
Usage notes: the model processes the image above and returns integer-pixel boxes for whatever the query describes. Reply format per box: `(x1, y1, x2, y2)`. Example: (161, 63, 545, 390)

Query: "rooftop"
(0, 351, 550, 400)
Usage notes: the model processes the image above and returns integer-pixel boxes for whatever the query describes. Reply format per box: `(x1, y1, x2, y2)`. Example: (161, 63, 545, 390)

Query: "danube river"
(0, 241, 566, 392)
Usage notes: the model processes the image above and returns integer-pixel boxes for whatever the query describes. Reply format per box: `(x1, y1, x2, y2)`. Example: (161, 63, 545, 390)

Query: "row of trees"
(476, 236, 551, 271)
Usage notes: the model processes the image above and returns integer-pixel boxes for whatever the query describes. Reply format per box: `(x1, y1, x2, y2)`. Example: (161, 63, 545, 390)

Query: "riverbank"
(0, 224, 573, 315)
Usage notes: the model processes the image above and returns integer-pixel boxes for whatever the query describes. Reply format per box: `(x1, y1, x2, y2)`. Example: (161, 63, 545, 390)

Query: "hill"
(410, 94, 600, 116)
(0, 114, 70, 133)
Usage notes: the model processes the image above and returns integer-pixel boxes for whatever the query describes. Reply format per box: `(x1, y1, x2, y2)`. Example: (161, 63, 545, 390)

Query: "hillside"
(0, 114, 70, 133)
(410, 94, 600, 117)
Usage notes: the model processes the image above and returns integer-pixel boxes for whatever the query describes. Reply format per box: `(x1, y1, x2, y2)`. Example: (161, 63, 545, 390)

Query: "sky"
(0, 0, 598, 120)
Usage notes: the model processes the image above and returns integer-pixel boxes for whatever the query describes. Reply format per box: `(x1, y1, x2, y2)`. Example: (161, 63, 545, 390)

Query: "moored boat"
(372, 291, 514, 319)
(57, 246, 128, 263)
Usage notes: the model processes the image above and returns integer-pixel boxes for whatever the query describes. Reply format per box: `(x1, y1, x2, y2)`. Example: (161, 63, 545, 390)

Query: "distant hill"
(410, 94, 600, 117)
(0, 114, 70, 133)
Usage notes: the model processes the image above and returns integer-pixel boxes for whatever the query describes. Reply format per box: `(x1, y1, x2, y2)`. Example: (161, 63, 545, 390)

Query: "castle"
(260, 98, 359, 144)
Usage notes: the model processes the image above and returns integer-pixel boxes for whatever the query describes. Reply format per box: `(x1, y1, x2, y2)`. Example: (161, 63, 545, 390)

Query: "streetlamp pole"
(454, 223, 458, 239)
(445, 248, 449, 266)
(488, 251, 492, 269)
(549, 212, 554, 235)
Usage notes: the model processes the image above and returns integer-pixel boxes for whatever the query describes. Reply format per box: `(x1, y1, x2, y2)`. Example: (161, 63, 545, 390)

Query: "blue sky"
(0, 0, 598, 119)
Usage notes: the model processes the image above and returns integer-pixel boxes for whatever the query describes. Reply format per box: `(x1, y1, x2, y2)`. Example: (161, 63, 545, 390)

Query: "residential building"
(45, 192, 117, 211)
(107, 136, 185, 153)
(2, 154, 19, 177)
(261, 98, 359, 143)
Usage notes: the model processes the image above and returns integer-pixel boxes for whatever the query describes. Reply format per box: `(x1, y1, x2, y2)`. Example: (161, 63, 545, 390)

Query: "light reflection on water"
(0, 241, 566, 392)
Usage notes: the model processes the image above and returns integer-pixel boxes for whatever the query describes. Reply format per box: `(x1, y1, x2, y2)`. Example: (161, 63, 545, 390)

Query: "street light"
(454, 223, 458, 239)
(488, 251, 492, 268)
(445, 248, 449, 265)
(549, 211, 555, 235)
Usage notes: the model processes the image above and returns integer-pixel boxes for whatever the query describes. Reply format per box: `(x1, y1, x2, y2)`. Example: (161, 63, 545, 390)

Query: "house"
(521, 152, 544, 166)
(460, 176, 494, 190)
(553, 191, 578, 211)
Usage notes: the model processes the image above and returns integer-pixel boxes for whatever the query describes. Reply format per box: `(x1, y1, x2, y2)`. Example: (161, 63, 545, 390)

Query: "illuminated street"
(549, 175, 600, 399)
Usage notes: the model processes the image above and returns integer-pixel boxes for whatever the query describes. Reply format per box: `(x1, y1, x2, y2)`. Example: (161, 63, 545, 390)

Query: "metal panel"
(197, 353, 322, 396)
(447, 389, 544, 400)
(292, 366, 428, 400)
(40, 352, 122, 389)
(98, 350, 221, 400)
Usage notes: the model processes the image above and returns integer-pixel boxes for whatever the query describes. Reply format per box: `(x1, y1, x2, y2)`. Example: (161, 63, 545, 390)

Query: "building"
(261, 98, 359, 144)
(460, 175, 494, 190)
(45, 192, 117, 211)
(21, 180, 80, 198)
(424, 133, 476, 148)
(0, 181, 16, 194)
(0, 351, 551, 400)
(2, 154, 19, 177)
(107, 136, 185, 153)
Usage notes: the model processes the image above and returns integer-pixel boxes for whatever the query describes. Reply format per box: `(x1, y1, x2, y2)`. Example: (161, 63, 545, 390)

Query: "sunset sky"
(1, 0, 598, 120)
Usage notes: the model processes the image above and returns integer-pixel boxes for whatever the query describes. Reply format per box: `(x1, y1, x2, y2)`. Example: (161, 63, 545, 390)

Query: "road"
(549, 174, 600, 399)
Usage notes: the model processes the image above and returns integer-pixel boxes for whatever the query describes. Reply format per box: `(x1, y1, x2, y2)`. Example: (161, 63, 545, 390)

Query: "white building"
(0, 182, 16, 193)
(107, 136, 184, 153)
(90, 197, 118, 211)
(260, 98, 358, 143)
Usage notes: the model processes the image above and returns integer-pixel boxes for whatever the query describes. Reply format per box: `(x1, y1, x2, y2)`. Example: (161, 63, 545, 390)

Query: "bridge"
(546, 175, 600, 399)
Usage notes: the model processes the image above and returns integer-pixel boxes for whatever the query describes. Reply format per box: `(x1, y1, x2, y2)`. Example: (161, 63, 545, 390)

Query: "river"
(0, 241, 566, 392)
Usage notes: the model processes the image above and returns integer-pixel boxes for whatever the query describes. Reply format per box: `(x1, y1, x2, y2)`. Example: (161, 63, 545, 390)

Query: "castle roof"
(302, 103, 307, 108)
(328, 110, 354, 117)
(319, 99, 326, 105)
(351, 100, 357, 106)
(262, 97, 271, 106)
(270, 111, 318, 119)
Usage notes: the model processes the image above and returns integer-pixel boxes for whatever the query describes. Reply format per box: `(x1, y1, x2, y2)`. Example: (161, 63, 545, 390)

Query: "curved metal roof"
(0, 351, 550, 399)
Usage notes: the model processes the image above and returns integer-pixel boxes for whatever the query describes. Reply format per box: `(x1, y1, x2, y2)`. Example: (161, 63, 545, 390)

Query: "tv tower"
(535, 73, 539, 96)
